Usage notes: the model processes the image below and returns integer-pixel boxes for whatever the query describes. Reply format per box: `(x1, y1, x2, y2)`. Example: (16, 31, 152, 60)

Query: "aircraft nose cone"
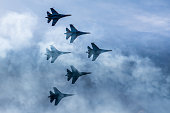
(85, 32, 90, 34)
(64, 94, 74, 97)
(83, 72, 91, 75)
(82, 32, 90, 34)
(64, 14, 72, 17)
(104, 50, 112, 52)
(66, 52, 71, 54)
(62, 52, 71, 54)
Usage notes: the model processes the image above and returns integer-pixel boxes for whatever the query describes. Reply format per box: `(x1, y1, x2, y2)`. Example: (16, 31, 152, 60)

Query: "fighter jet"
(64, 24, 90, 43)
(65, 65, 91, 84)
(45, 8, 71, 26)
(48, 87, 74, 106)
(86, 43, 112, 61)
(45, 45, 71, 63)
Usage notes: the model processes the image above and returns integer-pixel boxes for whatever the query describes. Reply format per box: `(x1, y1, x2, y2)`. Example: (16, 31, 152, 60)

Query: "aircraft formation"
(45, 8, 112, 106)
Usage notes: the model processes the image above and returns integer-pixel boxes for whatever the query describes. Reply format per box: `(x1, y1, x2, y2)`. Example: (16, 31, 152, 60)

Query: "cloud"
(0, 0, 170, 113)
(0, 12, 37, 58)
(37, 25, 170, 113)
(121, 14, 170, 34)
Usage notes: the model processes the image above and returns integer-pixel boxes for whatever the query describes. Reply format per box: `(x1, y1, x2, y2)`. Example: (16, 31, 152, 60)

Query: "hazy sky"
(0, 0, 170, 113)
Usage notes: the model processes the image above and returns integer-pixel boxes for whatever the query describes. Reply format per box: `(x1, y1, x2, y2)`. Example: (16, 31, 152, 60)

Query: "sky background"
(0, 0, 170, 113)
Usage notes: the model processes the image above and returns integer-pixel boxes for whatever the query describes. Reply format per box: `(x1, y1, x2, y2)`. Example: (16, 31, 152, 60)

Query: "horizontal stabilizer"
(87, 46, 92, 58)
(67, 69, 72, 74)
(66, 69, 72, 81)
(65, 28, 72, 39)
(67, 76, 72, 81)
(50, 97, 54, 103)
(88, 46, 92, 50)
(48, 19, 51, 23)
(66, 28, 70, 32)
(49, 91, 54, 95)
(46, 48, 50, 53)
(46, 48, 51, 60)
(47, 11, 51, 16)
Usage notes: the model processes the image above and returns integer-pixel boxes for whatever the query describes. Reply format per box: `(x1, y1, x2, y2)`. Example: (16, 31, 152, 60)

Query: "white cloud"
(120, 14, 170, 34)
(0, 0, 170, 113)
(136, 15, 170, 27)
(0, 12, 37, 58)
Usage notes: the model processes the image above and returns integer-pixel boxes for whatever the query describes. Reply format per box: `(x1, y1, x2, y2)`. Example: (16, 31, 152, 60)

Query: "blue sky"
(0, 0, 170, 113)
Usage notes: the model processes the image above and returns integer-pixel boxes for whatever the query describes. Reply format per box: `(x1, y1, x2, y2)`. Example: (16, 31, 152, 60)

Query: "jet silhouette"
(45, 8, 71, 26)
(45, 45, 71, 63)
(65, 65, 91, 84)
(64, 24, 90, 43)
(48, 87, 74, 106)
(87, 43, 112, 61)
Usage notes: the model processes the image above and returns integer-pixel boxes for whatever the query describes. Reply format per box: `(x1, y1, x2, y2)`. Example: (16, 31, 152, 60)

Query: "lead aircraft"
(46, 8, 71, 26)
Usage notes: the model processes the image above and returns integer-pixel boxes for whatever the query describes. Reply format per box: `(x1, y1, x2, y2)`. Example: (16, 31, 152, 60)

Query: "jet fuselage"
(46, 14, 71, 19)
(72, 70, 80, 77)
(50, 51, 71, 57)
(72, 31, 90, 36)
(49, 93, 60, 99)
(49, 92, 71, 101)
(90, 49, 112, 55)
(48, 87, 74, 106)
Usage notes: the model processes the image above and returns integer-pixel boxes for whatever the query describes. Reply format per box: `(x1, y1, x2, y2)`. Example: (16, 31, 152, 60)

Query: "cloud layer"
(0, 12, 37, 58)
(0, 0, 170, 113)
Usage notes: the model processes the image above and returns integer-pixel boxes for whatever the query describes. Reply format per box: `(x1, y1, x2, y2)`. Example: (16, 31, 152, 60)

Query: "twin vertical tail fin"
(65, 28, 72, 40)
(66, 69, 72, 81)
(47, 11, 52, 23)
(45, 48, 51, 60)
(48, 91, 55, 103)
(87, 46, 93, 58)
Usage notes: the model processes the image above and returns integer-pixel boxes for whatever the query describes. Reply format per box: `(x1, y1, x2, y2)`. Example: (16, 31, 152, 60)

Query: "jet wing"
(70, 34, 77, 43)
(50, 45, 58, 52)
(50, 8, 58, 15)
(52, 19, 59, 26)
(91, 43, 99, 50)
(53, 87, 61, 94)
(72, 76, 79, 84)
(51, 55, 59, 63)
(54, 98, 62, 106)
(70, 24, 78, 32)
(70, 65, 78, 73)
(92, 53, 100, 61)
